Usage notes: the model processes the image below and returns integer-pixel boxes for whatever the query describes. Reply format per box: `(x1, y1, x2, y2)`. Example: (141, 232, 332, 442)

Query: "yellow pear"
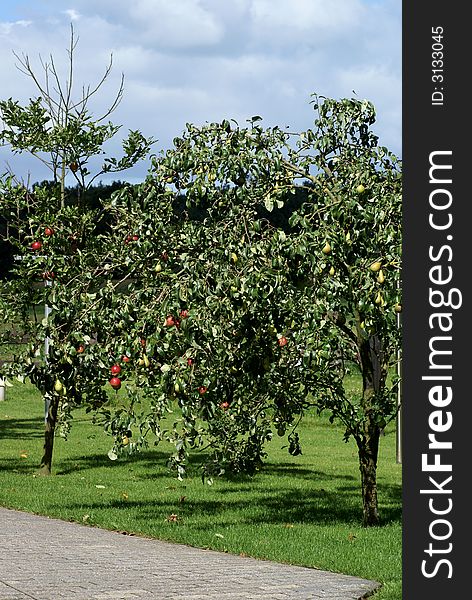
(322, 242, 331, 254)
(370, 261, 382, 272)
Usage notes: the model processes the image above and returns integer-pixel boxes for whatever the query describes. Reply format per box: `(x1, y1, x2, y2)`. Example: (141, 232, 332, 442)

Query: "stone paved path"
(0, 508, 380, 599)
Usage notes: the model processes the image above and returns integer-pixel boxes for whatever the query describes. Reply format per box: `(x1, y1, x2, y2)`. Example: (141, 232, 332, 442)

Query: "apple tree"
(93, 120, 320, 478)
(0, 30, 153, 474)
(98, 99, 401, 527)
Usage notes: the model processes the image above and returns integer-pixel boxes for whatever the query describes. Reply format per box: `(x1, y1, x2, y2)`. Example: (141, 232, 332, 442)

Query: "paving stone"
(0, 508, 380, 599)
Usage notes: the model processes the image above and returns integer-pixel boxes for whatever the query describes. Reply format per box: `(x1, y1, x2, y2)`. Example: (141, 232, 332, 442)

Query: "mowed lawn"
(0, 380, 402, 600)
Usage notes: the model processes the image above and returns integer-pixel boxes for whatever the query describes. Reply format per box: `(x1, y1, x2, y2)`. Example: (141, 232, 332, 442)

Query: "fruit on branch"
(369, 261, 382, 272)
(109, 377, 122, 390)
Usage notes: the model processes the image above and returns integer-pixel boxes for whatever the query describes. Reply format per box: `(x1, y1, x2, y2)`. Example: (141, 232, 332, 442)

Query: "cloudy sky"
(0, 0, 401, 185)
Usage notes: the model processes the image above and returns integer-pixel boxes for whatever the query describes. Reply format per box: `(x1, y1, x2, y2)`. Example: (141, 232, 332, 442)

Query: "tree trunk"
(38, 396, 59, 476)
(357, 333, 386, 526)
(358, 421, 380, 526)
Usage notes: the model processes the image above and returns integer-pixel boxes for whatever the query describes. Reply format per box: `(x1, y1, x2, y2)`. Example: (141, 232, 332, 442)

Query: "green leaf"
(264, 195, 274, 212)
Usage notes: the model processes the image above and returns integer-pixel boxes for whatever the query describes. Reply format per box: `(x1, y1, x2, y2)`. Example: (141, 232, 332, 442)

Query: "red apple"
(180, 309, 189, 319)
(220, 401, 229, 410)
(132, 235, 139, 241)
(198, 386, 207, 395)
(77, 344, 85, 354)
(140, 338, 146, 347)
(187, 358, 193, 366)
(31, 241, 42, 251)
(44, 227, 54, 237)
(122, 355, 131, 363)
(165, 315, 175, 327)
(109, 377, 122, 390)
(278, 336, 288, 347)
(110, 364, 122, 375)
(161, 251, 169, 262)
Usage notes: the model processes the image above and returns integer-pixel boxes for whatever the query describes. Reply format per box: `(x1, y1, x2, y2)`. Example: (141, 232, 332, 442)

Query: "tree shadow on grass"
(57, 482, 400, 528)
(0, 456, 40, 474)
(52, 457, 401, 527)
(54, 452, 345, 485)
(0, 426, 401, 527)
(42, 447, 401, 527)
(53, 448, 214, 476)
(0, 417, 44, 440)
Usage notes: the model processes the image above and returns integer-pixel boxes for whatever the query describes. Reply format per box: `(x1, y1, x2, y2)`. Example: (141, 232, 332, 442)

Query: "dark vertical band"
(403, 3, 468, 597)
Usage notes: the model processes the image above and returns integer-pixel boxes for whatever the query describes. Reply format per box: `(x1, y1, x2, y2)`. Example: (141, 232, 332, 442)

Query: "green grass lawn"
(0, 380, 401, 600)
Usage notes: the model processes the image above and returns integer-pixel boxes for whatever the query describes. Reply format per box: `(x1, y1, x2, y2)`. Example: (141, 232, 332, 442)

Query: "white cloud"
(63, 9, 81, 21)
(0, 20, 32, 36)
(250, 0, 365, 44)
(129, 0, 224, 48)
(0, 0, 401, 184)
